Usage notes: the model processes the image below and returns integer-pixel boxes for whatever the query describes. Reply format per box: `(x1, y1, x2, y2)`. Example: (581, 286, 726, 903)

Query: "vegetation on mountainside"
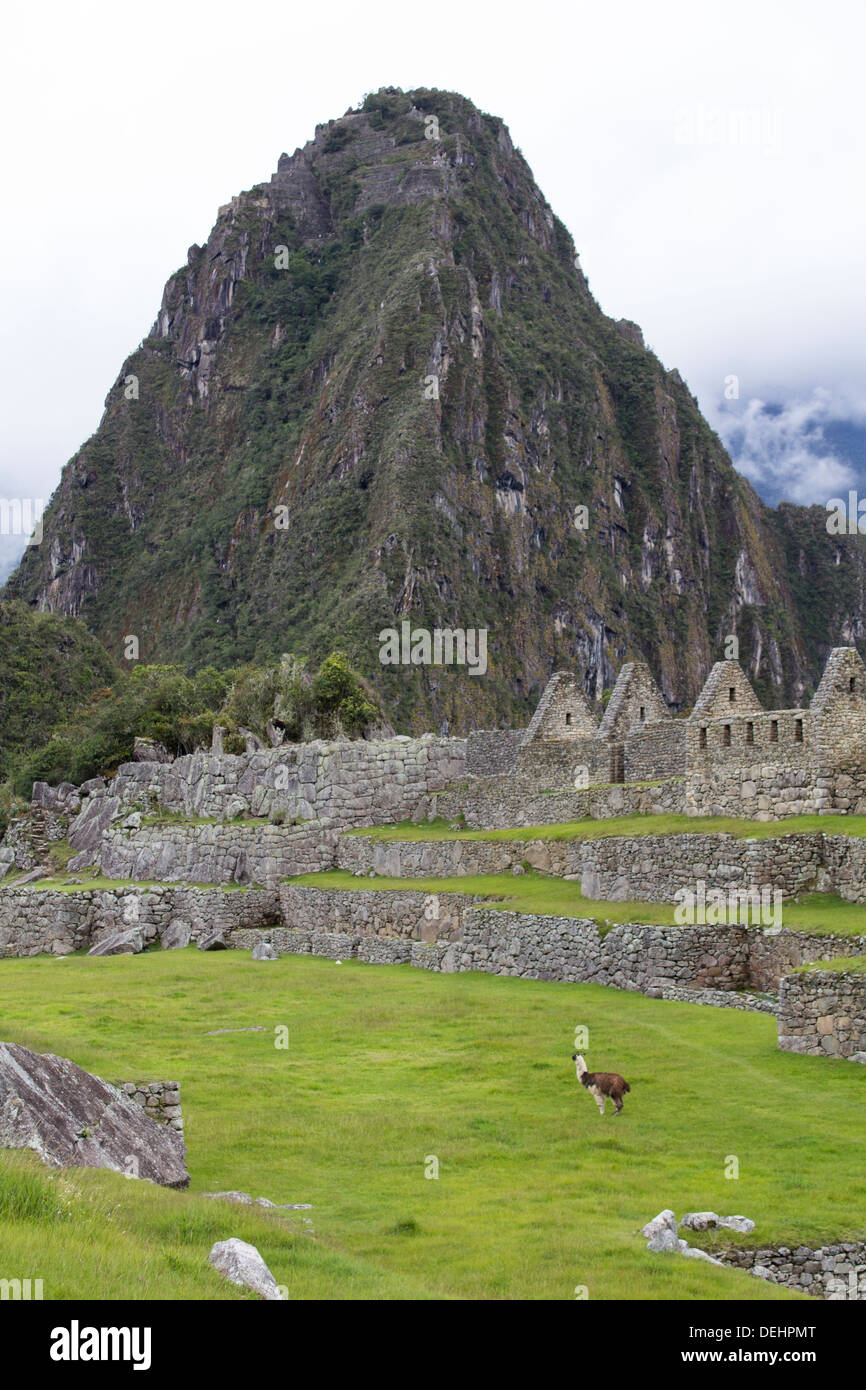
(2, 949, 863, 1298)
(0, 601, 118, 782)
(6, 651, 380, 798)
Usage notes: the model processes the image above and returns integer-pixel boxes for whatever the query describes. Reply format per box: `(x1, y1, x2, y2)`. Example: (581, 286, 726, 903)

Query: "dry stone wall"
(778, 970, 866, 1058)
(278, 883, 481, 941)
(0, 884, 279, 956)
(110, 737, 465, 826)
(337, 828, 866, 911)
(464, 730, 522, 776)
(625, 722, 686, 782)
(117, 1081, 184, 1134)
(434, 775, 684, 829)
(720, 1243, 866, 1299)
(99, 819, 338, 887)
(234, 896, 865, 995)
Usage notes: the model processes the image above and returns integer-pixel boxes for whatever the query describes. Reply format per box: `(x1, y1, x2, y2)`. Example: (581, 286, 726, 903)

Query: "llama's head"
(572, 1053, 587, 1077)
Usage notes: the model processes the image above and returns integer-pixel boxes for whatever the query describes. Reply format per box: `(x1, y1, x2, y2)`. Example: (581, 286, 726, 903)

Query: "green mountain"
(5, 87, 866, 732)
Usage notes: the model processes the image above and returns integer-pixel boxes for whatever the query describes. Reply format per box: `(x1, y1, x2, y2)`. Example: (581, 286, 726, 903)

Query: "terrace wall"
(778, 969, 866, 1058)
(107, 736, 466, 826)
(337, 828, 866, 909)
(233, 898, 866, 994)
(0, 884, 279, 956)
(277, 883, 481, 941)
(99, 820, 338, 887)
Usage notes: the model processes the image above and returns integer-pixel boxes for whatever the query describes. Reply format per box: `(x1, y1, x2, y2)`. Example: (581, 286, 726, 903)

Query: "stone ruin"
(464, 646, 866, 820)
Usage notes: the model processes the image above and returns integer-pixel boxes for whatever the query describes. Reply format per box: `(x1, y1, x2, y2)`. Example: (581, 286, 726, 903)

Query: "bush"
(6, 651, 383, 795)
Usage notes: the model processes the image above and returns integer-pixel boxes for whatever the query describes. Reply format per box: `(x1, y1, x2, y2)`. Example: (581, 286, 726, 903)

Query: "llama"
(572, 1053, 631, 1117)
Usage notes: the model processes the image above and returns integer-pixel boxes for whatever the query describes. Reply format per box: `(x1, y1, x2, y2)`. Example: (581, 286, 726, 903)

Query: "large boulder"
(208, 1238, 286, 1300)
(87, 928, 144, 957)
(67, 795, 122, 855)
(251, 940, 279, 962)
(0, 1042, 189, 1188)
(717, 1215, 755, 1234)
(681, 1211, 719, 1231)
(641, 1209, 677, 1241)
(162, 918, 191, 950)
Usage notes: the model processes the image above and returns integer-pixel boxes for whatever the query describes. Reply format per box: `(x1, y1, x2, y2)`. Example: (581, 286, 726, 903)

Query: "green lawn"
(1, 951, 863, 1299)
(352, 813, 866, 842)
(797, 954, 866, 975)
(292, 869, 866, 938)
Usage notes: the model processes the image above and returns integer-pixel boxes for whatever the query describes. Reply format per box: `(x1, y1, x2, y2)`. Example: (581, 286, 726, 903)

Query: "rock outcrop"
(0, 1042, 189, 1188)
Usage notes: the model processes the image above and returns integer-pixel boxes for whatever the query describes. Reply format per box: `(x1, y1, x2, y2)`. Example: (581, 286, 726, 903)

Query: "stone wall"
(238, 894, 866, 995)
(515, 739, 611, 790)
(684, 713, 866, 820)
(625, 721, 686, 782)
(109, 736, 466, 826)
(278, 883, 481, 941)
(434, 774, 684, 829)
(0, 883, 279, 956)
(817, 835, 866, 903)
(778, 969, 866, 1058)
(337, 828, 866, 915)
(464, 730, 522, 777)
(575, 833, 825, 904)
(99, 819, 338, 887)
(117, 1080, 183, 1134)
(720, 1243, 866, 1299)
(335, 834, 517, 877)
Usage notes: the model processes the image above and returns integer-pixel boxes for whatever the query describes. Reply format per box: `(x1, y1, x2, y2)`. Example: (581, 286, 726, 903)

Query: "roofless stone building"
(466, 647, 866, 819)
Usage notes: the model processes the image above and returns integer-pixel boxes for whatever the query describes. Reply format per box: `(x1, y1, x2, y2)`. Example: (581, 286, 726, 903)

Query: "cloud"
(714, 389, 866, 506)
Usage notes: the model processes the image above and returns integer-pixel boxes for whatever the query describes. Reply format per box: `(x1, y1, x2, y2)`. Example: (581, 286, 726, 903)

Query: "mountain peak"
(5, 91, 865, 731)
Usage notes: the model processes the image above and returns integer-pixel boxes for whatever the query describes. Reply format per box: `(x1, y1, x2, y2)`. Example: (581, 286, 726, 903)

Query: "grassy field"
(292, 868, 866, 937)
(351, 813, 866, 842)
(1, 950, 864, 1300)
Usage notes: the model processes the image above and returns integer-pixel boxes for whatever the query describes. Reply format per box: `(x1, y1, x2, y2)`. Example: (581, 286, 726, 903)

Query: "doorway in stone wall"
(609, 744, 624, 783)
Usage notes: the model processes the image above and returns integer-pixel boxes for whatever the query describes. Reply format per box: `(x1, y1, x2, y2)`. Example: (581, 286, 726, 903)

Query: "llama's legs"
(613, 1095, 623, 1116)
(591, 1087, 605, 1116)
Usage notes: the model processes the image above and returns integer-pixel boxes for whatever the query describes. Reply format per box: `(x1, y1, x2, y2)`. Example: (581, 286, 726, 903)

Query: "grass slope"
(2, 951, 865, 1299)
(352, 813, 866, 842)
(293, 869, 866, 937)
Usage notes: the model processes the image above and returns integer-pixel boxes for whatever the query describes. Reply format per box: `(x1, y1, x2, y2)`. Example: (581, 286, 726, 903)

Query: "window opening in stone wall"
(565, 712, 572, 726)
(851, 677, 857, 693)
(639, 706, 645, 721)
(746, 722, 754, 745)
(795, 718, 803, 743)
(770, 720, 778, 743)
(699, 727, 707, 749)
(729, 687, 736, 702)
(723, 724, 731, 746)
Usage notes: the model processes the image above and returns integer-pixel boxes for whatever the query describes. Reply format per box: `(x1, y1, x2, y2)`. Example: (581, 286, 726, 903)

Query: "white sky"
(1, 0, 864, 576)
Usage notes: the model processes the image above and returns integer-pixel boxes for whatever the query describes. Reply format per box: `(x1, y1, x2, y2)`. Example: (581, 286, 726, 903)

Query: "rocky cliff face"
(6, 87, 866, 730)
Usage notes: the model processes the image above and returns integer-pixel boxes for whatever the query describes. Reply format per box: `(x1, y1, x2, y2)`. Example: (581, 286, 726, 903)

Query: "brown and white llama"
(572, 1053, 631, 1117)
